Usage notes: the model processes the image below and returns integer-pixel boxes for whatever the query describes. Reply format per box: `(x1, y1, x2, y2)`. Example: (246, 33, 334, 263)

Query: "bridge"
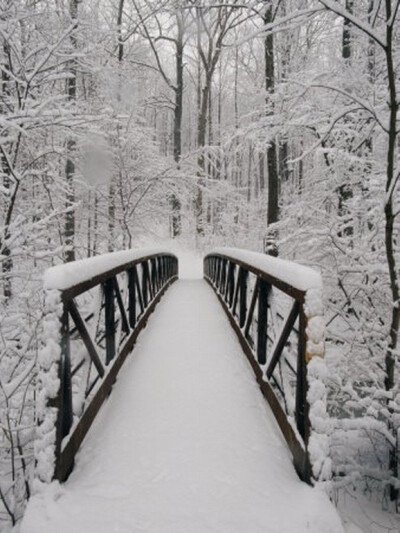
(21, 248, 343, 533)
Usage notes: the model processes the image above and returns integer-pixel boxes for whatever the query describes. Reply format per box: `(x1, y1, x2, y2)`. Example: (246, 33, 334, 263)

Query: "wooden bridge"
(22, 248, 342, 533)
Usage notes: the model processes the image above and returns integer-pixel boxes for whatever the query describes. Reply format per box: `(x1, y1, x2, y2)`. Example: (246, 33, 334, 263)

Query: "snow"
(211, 247, 322, 292)
(34, 288, 63, 488)
(21, 278, 342, 533)
(44, 248, 175, 291)
(337, 491, 400, 533)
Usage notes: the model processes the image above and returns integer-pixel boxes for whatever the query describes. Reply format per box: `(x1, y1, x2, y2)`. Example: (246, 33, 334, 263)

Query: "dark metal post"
(128, 267, 137, 328)
(142, 262, 149, 307)
(295, 305, 309, 442)
(239, 268, 248, 328)
(257, 279, 270, 365)
(227, 262, 236, 307)
(104, 278, 115, 364)
(60, 306, 73, 438)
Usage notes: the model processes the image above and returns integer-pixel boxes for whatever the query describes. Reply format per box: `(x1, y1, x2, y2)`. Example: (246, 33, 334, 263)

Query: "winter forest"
(0, 0, 400, 531)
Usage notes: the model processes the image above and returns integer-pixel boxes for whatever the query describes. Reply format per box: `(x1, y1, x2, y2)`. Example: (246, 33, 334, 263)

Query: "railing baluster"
(266, 301, 299, 379)
(150, 258, 156, 296)
(113, 277, 130, 335)
(228, 262, 236, 307)
(128, 267, 137, 328)
(257, 279, 270, 365)
(60, 306, 73, 438)
(232, 266, 240, 316)
(238, 268, 248, 327)
(142, 262, 149, 307)
(104, 278, 116, 364)
(295, 305, 309, 442)
(244, 278, 259, 339)
(67, 300, 105, 377)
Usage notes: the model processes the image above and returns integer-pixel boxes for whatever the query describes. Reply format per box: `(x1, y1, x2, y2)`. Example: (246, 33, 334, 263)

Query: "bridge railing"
(36, 249, 178, 483)
(204, 248, 327, 483)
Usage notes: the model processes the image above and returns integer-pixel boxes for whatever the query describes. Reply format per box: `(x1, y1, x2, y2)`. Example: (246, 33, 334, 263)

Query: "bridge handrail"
(36, 250, 178, 484)
(204, 248, 328, 484)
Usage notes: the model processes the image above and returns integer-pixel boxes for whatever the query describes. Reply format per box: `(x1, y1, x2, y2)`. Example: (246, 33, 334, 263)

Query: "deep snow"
(21, 276, 342, 533)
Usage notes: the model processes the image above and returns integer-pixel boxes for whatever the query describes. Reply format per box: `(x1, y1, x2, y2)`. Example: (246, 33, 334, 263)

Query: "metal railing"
(204, 249, 324, 483)
(37, 251, 178, 482)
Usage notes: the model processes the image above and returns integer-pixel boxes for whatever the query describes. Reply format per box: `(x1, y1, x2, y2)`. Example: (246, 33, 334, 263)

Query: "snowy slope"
(21, 279, 342, 533)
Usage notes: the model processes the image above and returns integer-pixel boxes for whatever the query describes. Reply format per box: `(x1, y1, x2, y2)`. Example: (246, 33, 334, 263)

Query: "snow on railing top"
(44, 248, 175, 292)
(211, 247, 322, 293)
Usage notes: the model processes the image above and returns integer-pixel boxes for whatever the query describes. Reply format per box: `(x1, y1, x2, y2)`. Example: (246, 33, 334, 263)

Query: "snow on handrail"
(44, 248, 177, 293)
(209, 247, 322, 294)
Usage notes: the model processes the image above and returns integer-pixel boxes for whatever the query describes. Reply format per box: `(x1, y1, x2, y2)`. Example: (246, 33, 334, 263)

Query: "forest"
(0, 0, 399, 530)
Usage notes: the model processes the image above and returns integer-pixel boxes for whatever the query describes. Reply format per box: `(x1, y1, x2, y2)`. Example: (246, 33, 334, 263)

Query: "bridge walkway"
(21, 275, 342, 533)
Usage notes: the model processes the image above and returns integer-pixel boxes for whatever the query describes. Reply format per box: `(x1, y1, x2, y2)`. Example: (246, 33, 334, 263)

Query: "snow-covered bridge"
(21, 249, 343, 533)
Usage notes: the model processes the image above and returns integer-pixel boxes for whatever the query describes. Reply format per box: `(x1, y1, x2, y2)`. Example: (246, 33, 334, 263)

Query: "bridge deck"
(22, 278, 342, 533)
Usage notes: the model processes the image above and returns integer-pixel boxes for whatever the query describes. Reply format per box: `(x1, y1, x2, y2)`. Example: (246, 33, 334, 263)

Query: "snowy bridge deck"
(21, 251, 342, 533)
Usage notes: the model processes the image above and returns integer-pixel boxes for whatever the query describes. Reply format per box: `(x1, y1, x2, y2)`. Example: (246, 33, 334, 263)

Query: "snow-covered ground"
(20, 270, 342, 533)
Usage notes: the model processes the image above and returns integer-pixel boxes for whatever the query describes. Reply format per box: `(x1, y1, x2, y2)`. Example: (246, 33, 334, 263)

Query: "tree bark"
(64, 0, 78, 263)
(264, 2, 279, 256)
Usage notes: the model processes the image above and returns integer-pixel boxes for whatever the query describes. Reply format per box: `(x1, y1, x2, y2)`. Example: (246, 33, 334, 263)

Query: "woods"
(0, 0, 399, 529)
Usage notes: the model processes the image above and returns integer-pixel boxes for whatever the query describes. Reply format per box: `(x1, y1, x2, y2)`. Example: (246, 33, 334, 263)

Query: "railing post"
(156, 257, 162, 290)
(220, 259, 227, 294)
(296, 304, 309, 443)
(257, 279, 270, 365)
(104, 278, 115, 364)
(142, 262, 149, 307)
(150, 258, 156, 296)
(128, 267, 137, 328)
(60, 305, 73, 438)
(215, 258, 221, 289)
(227, 262, 236, 307)
(239, 268, 248, 328)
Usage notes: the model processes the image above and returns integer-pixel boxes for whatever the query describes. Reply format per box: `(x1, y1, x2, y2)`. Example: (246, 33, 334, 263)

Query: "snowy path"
(21, 279, 342, 533)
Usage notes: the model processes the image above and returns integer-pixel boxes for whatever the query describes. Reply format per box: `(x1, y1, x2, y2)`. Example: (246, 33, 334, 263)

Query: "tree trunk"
(383, 0, 400, 504)
(264, 2, 279, 256)
(1, 38, 12, 299)
(64, 0, 78, 263)
(171, 11, 184, 238)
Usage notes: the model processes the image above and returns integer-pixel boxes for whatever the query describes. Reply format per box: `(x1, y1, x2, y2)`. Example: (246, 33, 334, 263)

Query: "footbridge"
(21, 248, 343, 533)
